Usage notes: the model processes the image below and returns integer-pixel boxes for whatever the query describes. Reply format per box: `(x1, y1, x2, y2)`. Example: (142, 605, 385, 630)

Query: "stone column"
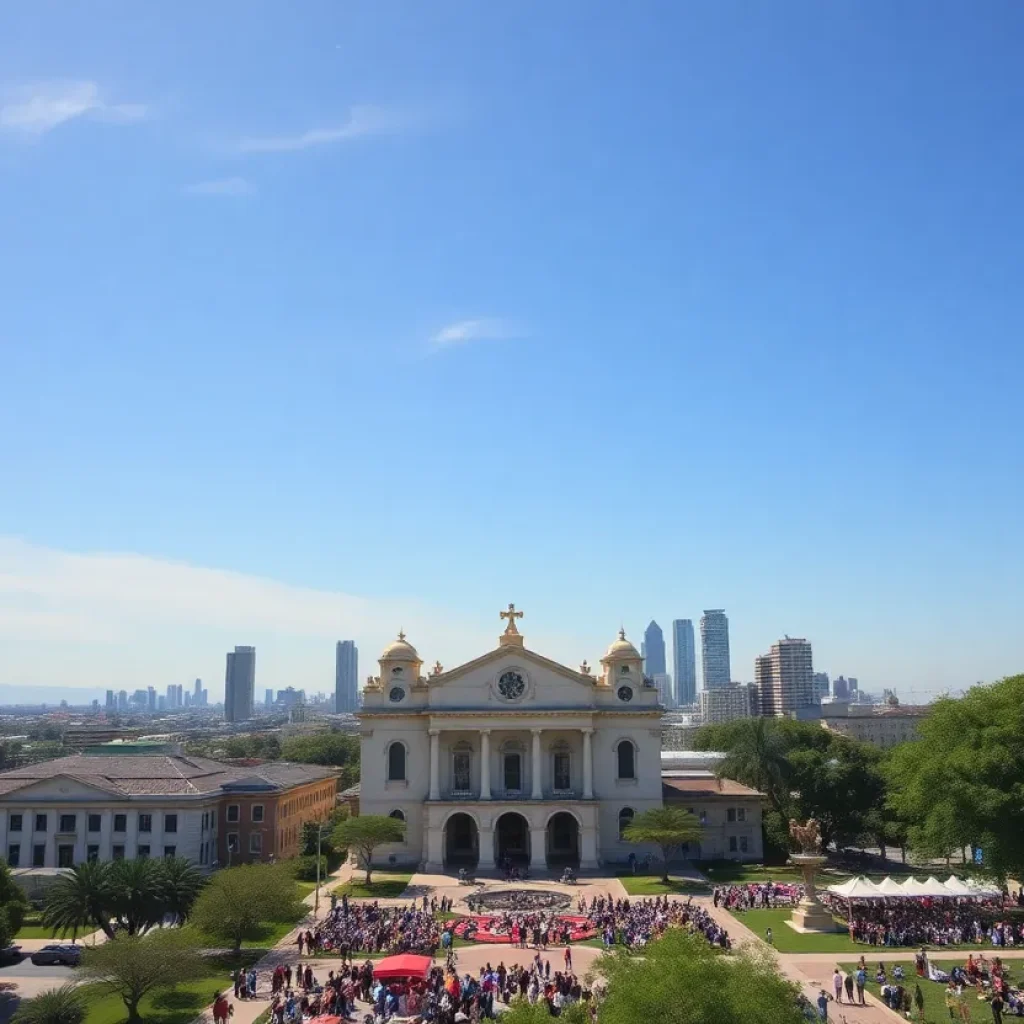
(428, 730, 440, 801)
(530, 729, 543, 800)
(580, 825, 599, 871)
(478, 826, 495, 870)
(582, 728, 594, 799)
(480, 730, 491, 800)
(529, 827, 547, 873)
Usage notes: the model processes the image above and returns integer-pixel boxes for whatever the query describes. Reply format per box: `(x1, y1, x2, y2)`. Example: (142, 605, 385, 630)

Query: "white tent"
(966, 878, 1002, 898)
(944, 876, 978, 897)
(827, 876, 884, 899)
(922, 876, 955, 897)
(899, 877, 933, 896)
(876, 877, 907, 896)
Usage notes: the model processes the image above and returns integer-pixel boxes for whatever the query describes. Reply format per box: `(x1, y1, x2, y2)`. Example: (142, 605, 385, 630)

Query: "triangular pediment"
(431, 646, 595, 688)
(0, 773, 125, 801)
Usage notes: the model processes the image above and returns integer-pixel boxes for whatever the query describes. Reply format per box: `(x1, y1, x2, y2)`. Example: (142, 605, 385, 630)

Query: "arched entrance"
(546, 812, 580, 869)
(444, 813, 479, 868)
(494, 812, 531, 867)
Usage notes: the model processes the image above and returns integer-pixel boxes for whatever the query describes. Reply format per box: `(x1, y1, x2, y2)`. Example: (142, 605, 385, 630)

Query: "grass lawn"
(82, 954, 257, 1024)
(295, 880, 318, 897)
(15, 915, 59, 939)
(617, 874, 710, 896)
(840, 961, 996, 1024)
(333, 871, 413, 899)
(184, 912, 307, 951)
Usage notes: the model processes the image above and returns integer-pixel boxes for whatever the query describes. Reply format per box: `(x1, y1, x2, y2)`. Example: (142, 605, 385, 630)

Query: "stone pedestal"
(787, 854, 837, 933)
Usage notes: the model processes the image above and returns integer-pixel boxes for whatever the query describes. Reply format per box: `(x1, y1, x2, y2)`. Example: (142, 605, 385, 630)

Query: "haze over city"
(2, 2, 1022, 701)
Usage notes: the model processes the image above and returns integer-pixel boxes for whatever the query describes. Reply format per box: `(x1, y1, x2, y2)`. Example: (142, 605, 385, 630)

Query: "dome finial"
(398, 628, 406, 641)
(618, 626, 626, 641)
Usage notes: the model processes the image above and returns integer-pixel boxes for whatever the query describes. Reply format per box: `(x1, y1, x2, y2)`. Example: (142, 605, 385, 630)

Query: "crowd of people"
(712, 881, 800, 911)
(579, 893, 731, 950)
(305, 898, 453, 957)
(826, 898, 1024, 949)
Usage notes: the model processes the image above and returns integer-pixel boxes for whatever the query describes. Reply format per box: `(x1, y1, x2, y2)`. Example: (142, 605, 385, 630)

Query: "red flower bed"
(451, 915, 598, 944)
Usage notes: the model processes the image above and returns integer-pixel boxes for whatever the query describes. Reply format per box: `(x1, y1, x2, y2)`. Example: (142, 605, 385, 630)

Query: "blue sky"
(1, 1, 1022, 701)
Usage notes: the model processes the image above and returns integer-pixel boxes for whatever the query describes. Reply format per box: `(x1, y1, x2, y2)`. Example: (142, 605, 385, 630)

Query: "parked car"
(29, 945, 81, 967)
(0, 945, 23, 966)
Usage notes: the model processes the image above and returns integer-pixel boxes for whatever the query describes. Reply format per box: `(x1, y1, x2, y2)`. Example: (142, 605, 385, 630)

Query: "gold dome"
(604, 628, 640, 659)
(380, 630, 420, 661)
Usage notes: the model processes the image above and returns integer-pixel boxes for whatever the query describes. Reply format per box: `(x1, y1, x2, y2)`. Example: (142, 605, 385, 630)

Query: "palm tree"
(622, 807, 704, 883)
(11, 984, 86, 1024)
(106, 858, 167, 935)
(717, 717, 790, 813)
(42, 860, 114, 940)
(160, 856, 206, 925)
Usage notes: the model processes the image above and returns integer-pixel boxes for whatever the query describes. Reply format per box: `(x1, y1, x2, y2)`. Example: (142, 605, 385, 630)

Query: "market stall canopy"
(899, 877, 933, 896)
(922, 877, 955, 896)
(966, 878, 1002, 898)
(943, 876, 978, 897)
(827, 876, 883, 898)
(876, 877, 908, 896)
(373, 954, 433, 980)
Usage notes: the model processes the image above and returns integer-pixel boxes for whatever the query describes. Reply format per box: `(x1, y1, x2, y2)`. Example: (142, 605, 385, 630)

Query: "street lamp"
(312, 820, 333, 915)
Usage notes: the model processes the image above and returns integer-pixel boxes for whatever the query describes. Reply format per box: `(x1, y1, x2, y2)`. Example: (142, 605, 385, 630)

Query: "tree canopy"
(598, 926, 805, 1024)
(42, 857, 205, 940)
(886, 674, 1024, 878)
(0, 858, 29, 949)
(622, 807, 703, 883)
(332, 815, 405, 883)
(81, 931, 203, 1024)
(189, 863, 304, 952)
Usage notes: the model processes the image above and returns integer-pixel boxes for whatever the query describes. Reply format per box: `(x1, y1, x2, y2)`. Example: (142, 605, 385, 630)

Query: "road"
(0, 960, 77, 1024)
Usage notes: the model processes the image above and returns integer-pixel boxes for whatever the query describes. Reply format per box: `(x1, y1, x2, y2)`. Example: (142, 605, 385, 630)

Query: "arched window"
(618, 807, 635, 840)
(616, 740, 636, 780)
(387, 742, 407, 782)
(389, 809, 406, 822)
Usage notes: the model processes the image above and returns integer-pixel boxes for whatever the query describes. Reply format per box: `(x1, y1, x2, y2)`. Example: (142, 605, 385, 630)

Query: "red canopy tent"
(307, 1018, 342, 1024)
(372, 954, 433, 981)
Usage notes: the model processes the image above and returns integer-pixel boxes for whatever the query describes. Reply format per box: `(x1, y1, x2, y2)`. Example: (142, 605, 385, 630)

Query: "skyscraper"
(651, 672, 675, 709)
(105, 690, 115, 709)
(194, 678, 203, 705)
(641, 621, 666, 679)
(335, 640, 359, 713)
(756, 637, 814, 716)
(672, 619, 697, 706)
(700, 610, 731, 688)
(812, 671, 830, 702)
(265, 688, 274, 708)
(225, 646, 256, 723)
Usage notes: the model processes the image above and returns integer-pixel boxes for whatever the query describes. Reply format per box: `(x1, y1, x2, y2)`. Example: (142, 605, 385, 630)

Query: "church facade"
(357, 607, 663, 873)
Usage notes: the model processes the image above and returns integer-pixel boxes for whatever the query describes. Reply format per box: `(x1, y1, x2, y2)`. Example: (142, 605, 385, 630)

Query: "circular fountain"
(469, 887, 572, 913)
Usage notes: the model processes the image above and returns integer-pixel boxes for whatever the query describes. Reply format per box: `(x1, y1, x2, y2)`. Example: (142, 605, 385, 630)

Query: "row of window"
(281, 785, 334, 819)
(386, 741, 638, 784)
(225, 804, 264, 824)
(225, 832, 262, 855)
(7, 842, 177, 867)
(6, 812, 179, 834)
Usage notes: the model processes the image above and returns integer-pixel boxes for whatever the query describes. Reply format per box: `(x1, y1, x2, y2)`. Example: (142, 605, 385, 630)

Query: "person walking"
(212, 992, 230, 1024)
(817, 989, 829, 1021)
(766, 926, 773, 946)
(833, 969, 843, 1003)
(856, 966, 867, 1005)
(844, 972, 854, 1003)
(564, 945, 572, 972)
(992, 991, 1005, 1024)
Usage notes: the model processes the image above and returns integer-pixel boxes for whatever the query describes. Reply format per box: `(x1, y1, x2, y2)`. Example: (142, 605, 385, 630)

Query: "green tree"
(160, 857, 206, 925)
(598, 927, 804, 1024)
(106, 858, 175, 936)
(0, 858, 29, 947)
(700, 717, 793, 814)
(886, 675, 1024, 878)
(190, 863, 304, 953)
(332, 815, 405, 883)
(622, 807, 703, 884)
(300, 808, 349, 857)
(42, 860, 115, 940)
(281, 732, 359, 786)
(80, 931, 203, 1024)
(10, 984, 86, 1024)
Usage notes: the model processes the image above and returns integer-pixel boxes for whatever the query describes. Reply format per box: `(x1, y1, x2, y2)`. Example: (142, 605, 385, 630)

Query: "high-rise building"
(671, 619, 697, 706)
(147, 687, 156, 711)
(116, 690, 128, 711)
(105, 690, 115, 709)
(812, 672, 830, 702)
(641, 621, 666, 679)
(225, 646, 256, 723)
(700, 683, 760, 724)
(651, 672, 675, 709)
(833, 676, 850, 700)
(194, 678, 203, 704)
(756, 637, 814, 716)
(201, 689, 208, 706)
(265, 688, 274, 708)
(700, 610, 731, 688)
(335, 640, 359, 713)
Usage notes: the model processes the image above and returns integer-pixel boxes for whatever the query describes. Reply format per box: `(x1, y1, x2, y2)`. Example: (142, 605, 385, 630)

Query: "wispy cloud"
(183, 177, 256, 198)
(429, 318, 518, 352)
(234, 104, 402, 154)
(0, 80, 147, 137)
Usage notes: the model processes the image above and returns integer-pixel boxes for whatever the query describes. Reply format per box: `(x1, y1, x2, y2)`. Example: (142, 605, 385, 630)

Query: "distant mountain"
(0, 684, 106, 707)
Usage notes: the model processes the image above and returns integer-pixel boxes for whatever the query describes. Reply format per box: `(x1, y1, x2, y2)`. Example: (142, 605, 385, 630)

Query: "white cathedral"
(357, 606, 664, 873)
